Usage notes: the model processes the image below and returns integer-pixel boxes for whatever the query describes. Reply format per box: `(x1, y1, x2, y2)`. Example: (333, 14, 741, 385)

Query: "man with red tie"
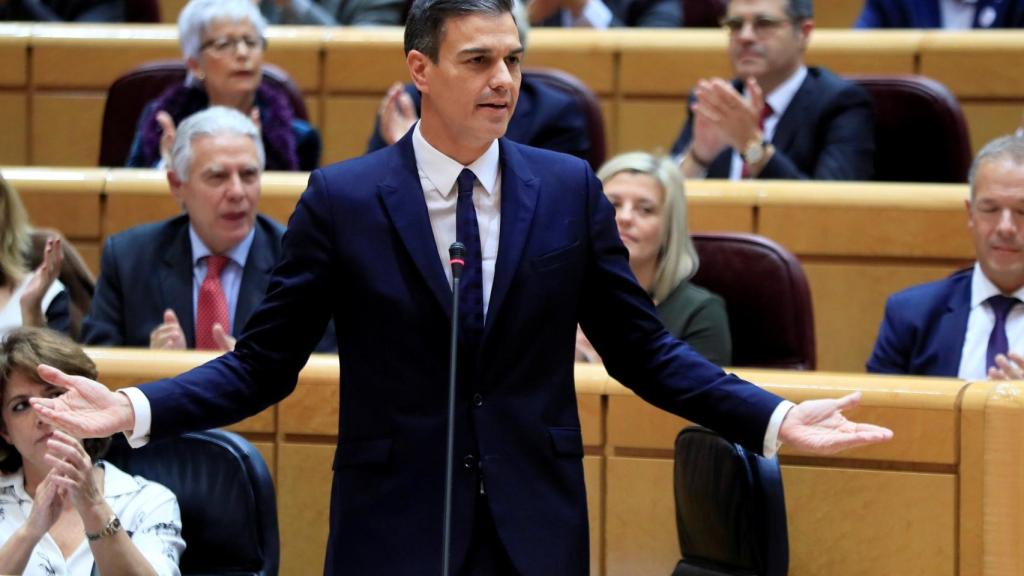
(672, 0, 875, 181)
(81, 106, 335, 352)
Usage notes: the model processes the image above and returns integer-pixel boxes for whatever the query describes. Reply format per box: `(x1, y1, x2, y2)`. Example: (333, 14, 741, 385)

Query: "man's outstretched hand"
(30, 364, 135, 439)
(779, 392, 893, 454)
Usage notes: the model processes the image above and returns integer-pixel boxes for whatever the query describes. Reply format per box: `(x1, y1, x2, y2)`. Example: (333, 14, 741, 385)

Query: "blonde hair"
(597, 152, 699, 303)
(0, 174, 30, 288)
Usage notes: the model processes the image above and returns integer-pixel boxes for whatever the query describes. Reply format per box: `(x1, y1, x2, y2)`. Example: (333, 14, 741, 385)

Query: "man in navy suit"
(855, 0, 1024, 29)
(869, 135, 1024, 378)
(674, 0, 875, 181)
(82, 107, 335, 352)
(35, 0, 890, 573)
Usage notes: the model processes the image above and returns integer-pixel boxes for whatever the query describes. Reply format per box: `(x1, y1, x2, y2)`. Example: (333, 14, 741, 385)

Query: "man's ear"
(167, 170, 186, 208)
(797, 19, 814, 51)
(407, 50, 432, 94)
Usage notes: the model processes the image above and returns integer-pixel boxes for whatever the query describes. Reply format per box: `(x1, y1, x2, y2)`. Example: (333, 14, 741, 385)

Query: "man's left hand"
(779, 391, 893, 454)
(692, 77, 765, 151)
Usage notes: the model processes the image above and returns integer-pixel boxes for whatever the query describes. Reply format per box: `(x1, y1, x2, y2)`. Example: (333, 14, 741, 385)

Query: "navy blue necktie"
(986, 294, 1019, 372)
(456, 169, 484, 349)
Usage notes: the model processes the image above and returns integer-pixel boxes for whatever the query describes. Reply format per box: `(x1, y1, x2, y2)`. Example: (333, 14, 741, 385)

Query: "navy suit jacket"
(855, 0, 1024, 28)
(366, 77, 592, 165)
(136, 135, 781, 575)
(536, 0, 682, 26)
(670, 67, 875, 180)
(82, 214, 335, 352)
(866, 268, 972, 377)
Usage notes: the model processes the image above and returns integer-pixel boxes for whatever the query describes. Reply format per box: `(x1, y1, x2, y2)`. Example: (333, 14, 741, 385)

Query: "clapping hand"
(20, 236, 63, 328)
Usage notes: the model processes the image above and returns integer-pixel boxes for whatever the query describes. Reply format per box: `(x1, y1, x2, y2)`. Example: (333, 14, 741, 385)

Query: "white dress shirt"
(957, 263, 1024, 380)
(559, 0, 613, 28)
(940, 0, 977, 29)
(728, 66, 808, 181)
(126, 122, 791, 456)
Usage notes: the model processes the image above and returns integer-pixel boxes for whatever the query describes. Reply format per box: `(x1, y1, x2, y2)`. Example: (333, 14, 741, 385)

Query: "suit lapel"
(770, 71, 813, 155)
(483, 140, 539, 340)
(159, 218, 196, 347)
(234, 220, 275, 337)
(934, 273, 971, 376)
(378, 132, 453, 318)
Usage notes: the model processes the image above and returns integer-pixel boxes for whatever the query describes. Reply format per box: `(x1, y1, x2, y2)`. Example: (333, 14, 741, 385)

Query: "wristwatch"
(741, 139, 769, 165)
(86, 515, 122, 541)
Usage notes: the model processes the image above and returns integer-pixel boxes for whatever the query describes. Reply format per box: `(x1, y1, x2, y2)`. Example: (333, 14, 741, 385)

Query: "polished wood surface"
(83, 349, 1024, 575)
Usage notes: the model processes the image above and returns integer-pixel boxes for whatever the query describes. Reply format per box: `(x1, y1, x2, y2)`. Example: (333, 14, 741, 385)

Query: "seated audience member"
(367, 3, 591, 160)
(673, 0, 875, 181)
(855, 0, 1024, 29)
(0, 327, 184, 576)
(0, 175, 67, 336)
(526, 0, 681, 27)
(576, 152, 732, 366)
(85, 107, 335, 352)
(0, 0, 124, 21)
(257, 0, 405, 24)
(127, 0, 320, 171)
(868, 135, 1024, 378)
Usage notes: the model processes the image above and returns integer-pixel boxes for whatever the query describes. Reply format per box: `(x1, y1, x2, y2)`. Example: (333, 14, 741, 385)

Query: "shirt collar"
(412, 121, 500, 199)
(764, 65, 808, 120)
(970, 262, 1024, 308)
(188, 224, 255, 269)
(0, 471, 28, 504)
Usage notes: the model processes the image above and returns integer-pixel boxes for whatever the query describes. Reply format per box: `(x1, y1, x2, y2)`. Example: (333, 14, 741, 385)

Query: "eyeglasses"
(200, 35, 265, 55)
(720, 15, 792, 35)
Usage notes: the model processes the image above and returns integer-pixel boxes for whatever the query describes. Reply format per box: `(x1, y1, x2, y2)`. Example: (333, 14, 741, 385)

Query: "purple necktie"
(456, 169, 484, 350)
(986, 294, 1019, 372)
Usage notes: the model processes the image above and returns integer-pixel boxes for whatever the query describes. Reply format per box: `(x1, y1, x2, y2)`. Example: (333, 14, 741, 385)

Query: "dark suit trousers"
(460, 492, 519, 576)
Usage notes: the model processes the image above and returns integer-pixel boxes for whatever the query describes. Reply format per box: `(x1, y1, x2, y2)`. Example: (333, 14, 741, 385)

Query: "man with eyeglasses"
(672, 0, 875, 181)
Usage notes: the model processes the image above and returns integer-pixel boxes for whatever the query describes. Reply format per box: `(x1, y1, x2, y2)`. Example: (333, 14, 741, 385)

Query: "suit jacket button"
(463, 454, 476, 469)
(472, 393, 484, 407)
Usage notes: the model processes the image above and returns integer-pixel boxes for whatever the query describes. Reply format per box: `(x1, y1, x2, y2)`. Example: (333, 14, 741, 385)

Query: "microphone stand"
(442, 242, 466, 576)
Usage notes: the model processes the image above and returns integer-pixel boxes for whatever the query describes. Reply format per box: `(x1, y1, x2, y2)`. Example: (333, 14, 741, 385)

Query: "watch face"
(743, 141, 764, 164)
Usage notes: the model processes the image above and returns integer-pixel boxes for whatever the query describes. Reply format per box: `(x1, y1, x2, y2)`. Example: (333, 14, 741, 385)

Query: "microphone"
(449, 242, 466, 280)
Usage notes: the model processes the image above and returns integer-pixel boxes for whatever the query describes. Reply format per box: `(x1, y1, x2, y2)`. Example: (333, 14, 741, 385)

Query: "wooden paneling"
(2, 167, 104, 239)
(604, 457, 676, 576)
(0, 26, 28, 87)
(102, 169, 180, 236)
(278, 442, 333, 576)
(584, 455, 603, 576)
(263, 27, 325, 92)
(322, 95, 381, 164)
(30, 94, 105, 166)
(323, 27, 407, 93)
(685, 181, 758, 232)
(615, 99, 685, 155)
(30, 25, 178, 89)
(919, 32, 1024, 99)
(963, 102, 1022, 155)
(804, 261, 963, 373)
(806, 30, 921, 75)
(0, 93, 28, 165)
(526, 30, 617, 96)
(617, 30, 730, 98)
(814, 0, 865, 28)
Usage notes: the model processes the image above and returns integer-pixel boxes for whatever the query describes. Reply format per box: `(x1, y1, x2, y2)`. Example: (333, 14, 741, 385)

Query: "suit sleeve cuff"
(763, 400, 795, 458)
(119, 388, 152, 448)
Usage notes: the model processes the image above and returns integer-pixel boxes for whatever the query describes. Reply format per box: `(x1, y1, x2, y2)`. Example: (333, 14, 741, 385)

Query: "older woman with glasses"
(126, 0, 320, 171)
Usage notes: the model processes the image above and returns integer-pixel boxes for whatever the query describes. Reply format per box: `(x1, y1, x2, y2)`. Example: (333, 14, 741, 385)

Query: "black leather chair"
(691, 232, 816, 370)
(683, 0, 727, 26)
(99, 61, 308, 167)
(102, 430, 279, 576)
(850, 74, 972, 183)
(524, 67, 607, 170)
(27, 229, 94, 341)
(672, 426, 788, 576)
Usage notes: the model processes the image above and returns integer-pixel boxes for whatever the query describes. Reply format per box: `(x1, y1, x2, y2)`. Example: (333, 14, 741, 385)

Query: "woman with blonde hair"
(0, 175, 67, 335)
(576, 151, 732, 365)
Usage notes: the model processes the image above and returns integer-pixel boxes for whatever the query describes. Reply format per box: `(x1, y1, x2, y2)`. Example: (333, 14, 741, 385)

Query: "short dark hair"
(0, 327, 109, 473)
(404, 0, 516, 62)
(784, 0, 813, 20)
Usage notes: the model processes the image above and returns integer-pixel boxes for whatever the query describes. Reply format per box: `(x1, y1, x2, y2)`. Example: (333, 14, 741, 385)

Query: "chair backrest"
(27, 229, 94, 341)
(523, 67, 607, 170)
(124, 0, 160, 22)
(691, 232, 815, 370)
(850, 74, 972, 183)
(99, 60, 308, 167)
(102, 429, 280, 576)
(683, 0, 727, 26)
(672, 426, 788, 576)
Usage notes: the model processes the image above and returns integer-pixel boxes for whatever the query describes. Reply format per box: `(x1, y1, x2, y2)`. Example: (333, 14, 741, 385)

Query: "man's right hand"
(683, 79, 730, 176)
(150, 309, 186, 350)
(30, 364, 135, 439)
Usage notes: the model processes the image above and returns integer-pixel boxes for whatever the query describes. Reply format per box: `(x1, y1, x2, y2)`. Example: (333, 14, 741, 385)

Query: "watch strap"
(86, 515, 122, 541)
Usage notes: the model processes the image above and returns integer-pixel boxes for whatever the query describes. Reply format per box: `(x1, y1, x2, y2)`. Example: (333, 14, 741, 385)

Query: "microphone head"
(449, 242, 466, 279)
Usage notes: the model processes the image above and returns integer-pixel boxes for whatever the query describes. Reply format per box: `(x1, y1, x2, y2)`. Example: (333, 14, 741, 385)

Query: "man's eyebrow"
(457, 45, 525, 57)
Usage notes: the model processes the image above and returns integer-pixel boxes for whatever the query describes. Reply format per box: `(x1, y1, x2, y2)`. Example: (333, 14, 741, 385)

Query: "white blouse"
(0, 462, 185, 576)
(0, 273, 65, 335)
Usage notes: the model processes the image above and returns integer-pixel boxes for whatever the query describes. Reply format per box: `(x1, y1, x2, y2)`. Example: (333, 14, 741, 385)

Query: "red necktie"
(742, 102, 774, 179)
(196, 255, 229, 350)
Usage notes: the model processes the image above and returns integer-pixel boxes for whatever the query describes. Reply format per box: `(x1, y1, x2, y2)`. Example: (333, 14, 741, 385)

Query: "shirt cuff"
(119, 388, 152, 448)
(763, 400, 795, 459)
(562, 0, 613, 28)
